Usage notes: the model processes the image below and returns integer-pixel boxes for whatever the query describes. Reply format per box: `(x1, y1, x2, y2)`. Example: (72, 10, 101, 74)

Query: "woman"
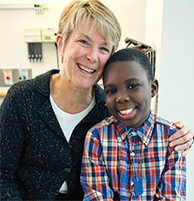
(0, 0, 193, 200)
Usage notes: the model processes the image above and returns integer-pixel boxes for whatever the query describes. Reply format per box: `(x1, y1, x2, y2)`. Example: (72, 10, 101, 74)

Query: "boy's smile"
(118, 107, 136, 119)
(103, 60, 158, 128)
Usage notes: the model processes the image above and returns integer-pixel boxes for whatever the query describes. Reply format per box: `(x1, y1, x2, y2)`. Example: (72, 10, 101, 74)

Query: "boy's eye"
(105, 89, 116, 94)
(128, 83, 140, 89)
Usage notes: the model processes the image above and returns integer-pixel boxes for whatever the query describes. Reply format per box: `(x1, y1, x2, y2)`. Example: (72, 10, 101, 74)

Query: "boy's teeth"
(78, 65, 95, 73)
(120, 108, 133, 115)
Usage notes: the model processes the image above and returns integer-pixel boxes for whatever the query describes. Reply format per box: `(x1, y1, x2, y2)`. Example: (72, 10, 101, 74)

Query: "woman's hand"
(169, 121, 194, 156)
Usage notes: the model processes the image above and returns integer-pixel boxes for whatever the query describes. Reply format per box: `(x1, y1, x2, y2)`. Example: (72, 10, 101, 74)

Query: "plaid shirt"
(80, 112, 186, 201)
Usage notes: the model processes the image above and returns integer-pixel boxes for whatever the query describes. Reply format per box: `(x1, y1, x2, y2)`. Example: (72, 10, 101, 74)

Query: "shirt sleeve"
(154, 129, 186, 200)
(80, 130, 114, 201)
(0, 86, 24, 200)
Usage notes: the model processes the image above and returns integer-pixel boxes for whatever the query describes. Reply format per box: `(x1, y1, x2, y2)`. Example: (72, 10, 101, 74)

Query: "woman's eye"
(80, 40, 89, 45)
(100, 47, 110, 53)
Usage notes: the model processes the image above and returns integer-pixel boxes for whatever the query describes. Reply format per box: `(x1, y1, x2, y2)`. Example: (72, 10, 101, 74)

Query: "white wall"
(144, 0, 164, 113)
(145, 0, 194, 199)
(0, 0, 146, 78)
(157, 0, 194, 200)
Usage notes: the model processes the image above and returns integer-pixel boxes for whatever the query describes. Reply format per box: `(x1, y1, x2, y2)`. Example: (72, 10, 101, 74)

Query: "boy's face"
(103, 60, 158, 128)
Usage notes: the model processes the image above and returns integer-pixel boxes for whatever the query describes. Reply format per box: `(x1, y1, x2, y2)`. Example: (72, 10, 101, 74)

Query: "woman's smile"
(77, 63, 96, 74)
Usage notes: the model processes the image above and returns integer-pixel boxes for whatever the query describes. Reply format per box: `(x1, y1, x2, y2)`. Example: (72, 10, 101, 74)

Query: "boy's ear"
(151, 78, 159, 98)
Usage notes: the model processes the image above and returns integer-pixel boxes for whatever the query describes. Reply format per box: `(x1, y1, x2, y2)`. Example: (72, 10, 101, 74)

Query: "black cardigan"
(0, 70, 110, 200)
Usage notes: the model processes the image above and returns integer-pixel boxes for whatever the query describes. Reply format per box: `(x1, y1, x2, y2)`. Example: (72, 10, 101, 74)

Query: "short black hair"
(104, 48, 153, 81)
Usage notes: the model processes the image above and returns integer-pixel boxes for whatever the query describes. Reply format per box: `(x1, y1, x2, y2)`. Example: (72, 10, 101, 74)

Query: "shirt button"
(130, 152, 135, 157)
(132, 131, 137, 136)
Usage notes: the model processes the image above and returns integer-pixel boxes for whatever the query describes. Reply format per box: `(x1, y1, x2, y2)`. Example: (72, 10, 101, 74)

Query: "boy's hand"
(169, 120, 194, 156)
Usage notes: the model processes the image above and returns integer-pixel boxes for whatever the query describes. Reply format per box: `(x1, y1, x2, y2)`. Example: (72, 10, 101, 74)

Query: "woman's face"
(59, 20, 113, 89)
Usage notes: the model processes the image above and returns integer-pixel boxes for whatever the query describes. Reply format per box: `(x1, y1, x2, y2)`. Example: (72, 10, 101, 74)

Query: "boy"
(80, 48, 186, 200)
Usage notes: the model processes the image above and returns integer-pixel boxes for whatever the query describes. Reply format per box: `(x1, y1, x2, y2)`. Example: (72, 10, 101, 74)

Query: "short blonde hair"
(58, 0, 121, 54)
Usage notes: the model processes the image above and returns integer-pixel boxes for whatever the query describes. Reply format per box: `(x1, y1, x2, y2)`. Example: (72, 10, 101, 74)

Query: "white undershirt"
(50, 94, 95, 193)
(50, 94, 95, 142)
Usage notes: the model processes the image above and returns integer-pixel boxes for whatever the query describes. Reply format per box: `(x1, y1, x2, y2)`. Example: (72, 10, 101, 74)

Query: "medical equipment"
(23, 28, 58, 62)
(125, 37, 156, 78)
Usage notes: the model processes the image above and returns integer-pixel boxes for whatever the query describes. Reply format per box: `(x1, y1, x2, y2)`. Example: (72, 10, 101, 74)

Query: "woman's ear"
(56, 34, 63, 55)
(151, 78, 159, 98)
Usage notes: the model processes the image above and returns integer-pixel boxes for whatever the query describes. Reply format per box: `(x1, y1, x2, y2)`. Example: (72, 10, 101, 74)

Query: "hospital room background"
(0, 0, 193, 199)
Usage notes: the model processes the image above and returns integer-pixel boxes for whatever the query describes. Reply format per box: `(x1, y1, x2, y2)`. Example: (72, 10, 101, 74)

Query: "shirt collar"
(112, 111, 155, 146)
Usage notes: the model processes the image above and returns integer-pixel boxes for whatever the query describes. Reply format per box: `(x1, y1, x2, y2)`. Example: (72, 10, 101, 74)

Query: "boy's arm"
(80, 131, 114, 201)
(155, 129, 186, 200)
